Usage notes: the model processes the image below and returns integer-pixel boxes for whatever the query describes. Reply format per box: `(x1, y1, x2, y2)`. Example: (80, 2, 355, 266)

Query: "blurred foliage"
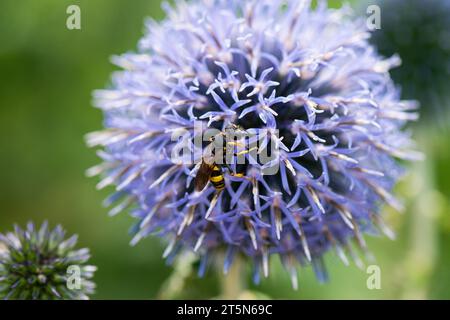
(0, 0, 449, 299)
(369, 0, 450, 126)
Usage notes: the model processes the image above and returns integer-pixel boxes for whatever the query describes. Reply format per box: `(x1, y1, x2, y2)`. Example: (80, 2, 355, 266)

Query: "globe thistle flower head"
(88, 0, 420, 287)
(0, 222, 96, 300)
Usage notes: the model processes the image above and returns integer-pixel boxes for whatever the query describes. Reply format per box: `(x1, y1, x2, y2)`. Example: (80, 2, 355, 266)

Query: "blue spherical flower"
(87, 0, 420, 287)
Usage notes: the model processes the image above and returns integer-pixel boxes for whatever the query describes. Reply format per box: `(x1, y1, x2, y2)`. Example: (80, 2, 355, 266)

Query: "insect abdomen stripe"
(210, 176, 223, 183)
(209, 166, 225, 190)
(211, 166, 222, 176)
(211, 180, 225, 190)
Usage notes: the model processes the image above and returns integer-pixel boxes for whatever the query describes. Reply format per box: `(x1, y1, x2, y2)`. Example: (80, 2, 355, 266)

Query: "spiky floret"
(87, 0, 420, 287)
(0, 222, 96, 300)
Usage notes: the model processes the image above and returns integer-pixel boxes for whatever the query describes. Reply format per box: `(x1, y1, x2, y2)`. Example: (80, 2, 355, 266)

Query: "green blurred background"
(0, 0, 449, 299)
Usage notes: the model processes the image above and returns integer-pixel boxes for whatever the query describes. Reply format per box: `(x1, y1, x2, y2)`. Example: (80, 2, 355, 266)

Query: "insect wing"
(195, 161, 213, 191)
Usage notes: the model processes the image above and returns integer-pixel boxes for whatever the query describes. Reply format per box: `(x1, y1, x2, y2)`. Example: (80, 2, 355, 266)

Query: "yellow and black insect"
(194, 125, 251, 192)
(195, 161, 226, 191)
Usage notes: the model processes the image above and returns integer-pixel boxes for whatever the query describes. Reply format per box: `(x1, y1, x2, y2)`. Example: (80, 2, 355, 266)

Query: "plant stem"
(219, 255, 245, 300)
(401, 132, 439, 299)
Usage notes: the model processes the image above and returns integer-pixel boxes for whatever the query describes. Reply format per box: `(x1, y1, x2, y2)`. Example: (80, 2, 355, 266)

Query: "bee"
(194, 125, 252, 192)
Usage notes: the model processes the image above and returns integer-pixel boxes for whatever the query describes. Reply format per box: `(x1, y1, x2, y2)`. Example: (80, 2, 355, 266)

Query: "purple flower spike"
(87, 0, 420, 288)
